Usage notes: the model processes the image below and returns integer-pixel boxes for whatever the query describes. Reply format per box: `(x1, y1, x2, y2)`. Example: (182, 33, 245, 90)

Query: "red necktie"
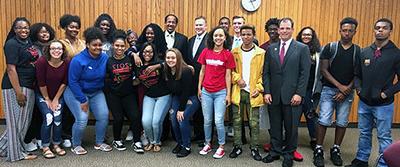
(280, 42, 286, 64)
(374, 48, 381, 59)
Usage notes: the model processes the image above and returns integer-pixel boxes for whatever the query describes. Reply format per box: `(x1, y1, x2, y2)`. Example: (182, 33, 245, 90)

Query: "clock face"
(241, 0, 261, 12)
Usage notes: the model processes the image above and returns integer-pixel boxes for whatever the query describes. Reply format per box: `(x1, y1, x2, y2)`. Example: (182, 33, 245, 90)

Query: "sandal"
(71, 146, 87, 155)
(153, 145, 161, 152)
(144, 144, 154, 151)
(42, 147, 55, 159)
(53, 145, 66, 156)
(24, 153, 37, 160)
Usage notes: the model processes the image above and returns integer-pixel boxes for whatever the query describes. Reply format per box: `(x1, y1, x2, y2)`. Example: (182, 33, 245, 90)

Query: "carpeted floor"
(0, 126, 398, 167)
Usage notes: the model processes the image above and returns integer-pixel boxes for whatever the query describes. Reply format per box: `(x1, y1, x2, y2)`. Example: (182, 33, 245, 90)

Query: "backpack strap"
(329, 41, 339, 66)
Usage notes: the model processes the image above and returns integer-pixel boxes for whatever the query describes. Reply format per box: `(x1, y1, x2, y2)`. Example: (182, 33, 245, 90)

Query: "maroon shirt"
(35, 56, 69, 99)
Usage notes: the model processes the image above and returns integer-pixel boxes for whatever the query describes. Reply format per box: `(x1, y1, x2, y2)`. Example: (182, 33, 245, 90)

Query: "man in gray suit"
(262, 17, 311, 167)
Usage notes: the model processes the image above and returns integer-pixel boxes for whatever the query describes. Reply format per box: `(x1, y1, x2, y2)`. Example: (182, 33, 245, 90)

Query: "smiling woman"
(0, 17, 39, 162)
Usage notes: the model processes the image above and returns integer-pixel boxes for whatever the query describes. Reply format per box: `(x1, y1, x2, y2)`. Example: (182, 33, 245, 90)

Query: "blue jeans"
(63, 87, 109, 147)
(170, 95, 200, 148)
(201, 88, 226, 145)
(318, 86, 354, 127)
(356, 100, 393, 167)
(36, 93, 64, 147)
(142, 94, 171, 145)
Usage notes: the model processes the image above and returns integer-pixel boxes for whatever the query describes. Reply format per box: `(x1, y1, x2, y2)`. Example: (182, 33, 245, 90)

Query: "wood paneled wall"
(0, 0, 399, 123)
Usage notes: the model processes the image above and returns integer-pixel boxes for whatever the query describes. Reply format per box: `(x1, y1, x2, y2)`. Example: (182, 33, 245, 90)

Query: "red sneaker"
(293, 150, 303, 161)
(263, 143, 271, 152)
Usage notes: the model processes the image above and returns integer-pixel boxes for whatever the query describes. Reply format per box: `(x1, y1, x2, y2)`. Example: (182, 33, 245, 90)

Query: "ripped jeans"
(36, 93, 64, 147)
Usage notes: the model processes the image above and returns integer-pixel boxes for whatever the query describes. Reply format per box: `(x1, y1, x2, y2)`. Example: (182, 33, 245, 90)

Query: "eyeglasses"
(15, 26, 29, 30)
(50, 47, 63, 51)
(143, 50, 153, 54)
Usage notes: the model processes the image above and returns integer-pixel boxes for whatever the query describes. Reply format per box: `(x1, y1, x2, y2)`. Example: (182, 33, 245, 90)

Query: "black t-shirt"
(166, 68, 196, 111)
(307, 61, 317, 90)
(320, 42, 355, 88)
(106, 55, 136, 96)
(137, 62, 170, 98)
(2, 37, 39, 89)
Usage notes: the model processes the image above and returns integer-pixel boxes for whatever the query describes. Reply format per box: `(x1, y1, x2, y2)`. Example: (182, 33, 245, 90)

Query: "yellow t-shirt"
(60, 38, 86, 60)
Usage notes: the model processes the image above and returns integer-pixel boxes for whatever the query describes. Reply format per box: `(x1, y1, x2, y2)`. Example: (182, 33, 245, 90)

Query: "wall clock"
(241, 0, 261, 12)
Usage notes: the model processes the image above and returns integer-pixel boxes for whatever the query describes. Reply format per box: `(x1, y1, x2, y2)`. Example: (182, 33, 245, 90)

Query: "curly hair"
(296, 26, 321, 54)
(59, 14, 81, 29)
(340, 17, 358, 29)
(29, 23, 56, 43)
(83, 27, 105, 44)
(265, 18, 280, 31)
(206, 26, 232, 50)
(138, 42, 158, 64)
(112, 29, 127, 43)
(94, 13, 117, 43)
(137, 23, 168, 59)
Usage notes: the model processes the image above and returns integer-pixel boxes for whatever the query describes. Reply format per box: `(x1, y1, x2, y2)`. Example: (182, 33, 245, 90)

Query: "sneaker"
(71, 146, 87, 155)
(213, 147, 225, 159)
(94, 143, 112, 152)
(251, 148, 262, 161)
(36, 140, 43, 149)
(132, 142, 144, 154)
(199, 144, 212, 155)
(125, 130, 133, 141)
(330, 146, 343, 166)
(112, 140, 126, 151)
(141, 133, 149, 146)
(344, 158, 368, 167)
(293, 150, 303, 161)
(172, 144, 182, 154)
(63, 139, 72, 148)
(25, 141, 38, 152)
(313, 147, 325, 167)
(229, 146, 242, 158)
(176, 147, 191, 158)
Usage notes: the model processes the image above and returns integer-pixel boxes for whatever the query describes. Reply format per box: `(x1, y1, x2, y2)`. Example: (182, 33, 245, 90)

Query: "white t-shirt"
(241, 47, 255, 92)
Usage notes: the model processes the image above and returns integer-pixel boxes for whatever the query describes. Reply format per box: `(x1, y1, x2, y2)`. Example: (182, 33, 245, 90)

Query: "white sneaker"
(125, 130, 133, 141)
(36, 140, 43, 149)
(213, 147, 225, 159)
(141, 133, 149, 146)
(63, 139, 72, 148)
(199, 144, 212, 155)
(25, 141, 38, 152)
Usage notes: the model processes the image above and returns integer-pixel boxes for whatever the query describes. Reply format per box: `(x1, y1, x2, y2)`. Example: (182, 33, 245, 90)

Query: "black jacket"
(355, 40, 400, 106)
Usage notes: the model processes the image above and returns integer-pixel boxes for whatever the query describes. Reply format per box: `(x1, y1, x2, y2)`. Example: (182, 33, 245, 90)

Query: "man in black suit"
(262, 17, 311, 167)
(164, 14, 188, 56)
(186, 16, 208, 142)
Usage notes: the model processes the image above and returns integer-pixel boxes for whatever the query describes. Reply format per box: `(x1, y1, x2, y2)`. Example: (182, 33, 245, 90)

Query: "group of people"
(0, 12, 398, 167)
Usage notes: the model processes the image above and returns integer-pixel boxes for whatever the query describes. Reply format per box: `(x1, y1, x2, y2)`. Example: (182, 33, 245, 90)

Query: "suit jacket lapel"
(282, 41, 296, 67)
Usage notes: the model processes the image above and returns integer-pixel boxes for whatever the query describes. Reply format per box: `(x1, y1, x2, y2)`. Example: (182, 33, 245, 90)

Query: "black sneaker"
(313, 147, 325, 167)
(176, 147, 191, 158)
(229, 146, 242, 158)
(112, 140, 126, 151)
(250, 148, 262, 161)
(132, 142, 144, 154)
(172, 144, 182, 154)
(344, 158, 368, 167)
(330, 146, 343, 166)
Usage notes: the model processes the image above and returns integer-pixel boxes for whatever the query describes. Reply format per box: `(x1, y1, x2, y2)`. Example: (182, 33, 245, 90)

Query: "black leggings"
(107, 92, 141, 142)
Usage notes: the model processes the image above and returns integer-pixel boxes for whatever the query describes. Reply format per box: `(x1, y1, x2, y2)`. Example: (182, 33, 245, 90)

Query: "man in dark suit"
(164, 14, 188, 56)
(186, 16, 208, 142)
(262, 17, 311, 167)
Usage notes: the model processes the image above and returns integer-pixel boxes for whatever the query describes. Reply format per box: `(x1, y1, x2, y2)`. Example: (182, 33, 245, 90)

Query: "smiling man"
(164, 14, 188, 57)
(262, 17, 311, 167)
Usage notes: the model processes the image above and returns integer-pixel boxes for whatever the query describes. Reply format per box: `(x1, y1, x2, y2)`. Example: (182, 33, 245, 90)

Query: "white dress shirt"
(192, 32, 206, 58)
(165, 31, 176, 49)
